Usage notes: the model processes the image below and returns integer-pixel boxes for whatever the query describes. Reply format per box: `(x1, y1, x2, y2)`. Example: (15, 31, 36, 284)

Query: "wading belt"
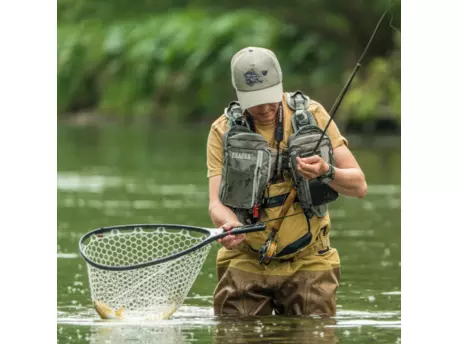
(259, 188, 298, 265)
(262, 192, 300, 208)
(239, 232, 330, 262)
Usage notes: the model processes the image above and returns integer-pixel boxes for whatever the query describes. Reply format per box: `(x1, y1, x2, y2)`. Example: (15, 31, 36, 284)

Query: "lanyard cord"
(271, 103, 284, 183)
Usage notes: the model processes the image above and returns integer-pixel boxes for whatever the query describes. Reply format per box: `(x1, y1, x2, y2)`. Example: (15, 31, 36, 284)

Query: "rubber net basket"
(80, 226, 212, 319)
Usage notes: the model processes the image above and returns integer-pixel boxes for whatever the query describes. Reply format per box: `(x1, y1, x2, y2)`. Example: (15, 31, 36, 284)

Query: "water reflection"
(89, 324, 189, 344)
(57, 304, 401, 344)
(72, 315, 340, 344)
(212, 316, 338, 344)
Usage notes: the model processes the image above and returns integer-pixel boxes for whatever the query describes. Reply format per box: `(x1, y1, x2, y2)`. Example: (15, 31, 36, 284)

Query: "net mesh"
(81, 226, 212, 319)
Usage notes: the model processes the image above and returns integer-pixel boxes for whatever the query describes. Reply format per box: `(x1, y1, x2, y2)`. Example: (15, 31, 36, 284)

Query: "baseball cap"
(231, 47, 283, 110)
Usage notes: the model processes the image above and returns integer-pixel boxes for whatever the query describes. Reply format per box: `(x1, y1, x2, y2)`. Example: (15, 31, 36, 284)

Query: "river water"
(57, 124, 401, 343)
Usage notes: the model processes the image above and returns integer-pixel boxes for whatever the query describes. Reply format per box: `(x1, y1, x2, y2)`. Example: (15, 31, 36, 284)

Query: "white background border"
(0, 1, 56, 342)
(402, 0, 457, 343)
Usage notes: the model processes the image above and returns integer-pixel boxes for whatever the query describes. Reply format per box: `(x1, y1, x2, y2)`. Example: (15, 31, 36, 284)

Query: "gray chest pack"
(219, 91, 338, 223)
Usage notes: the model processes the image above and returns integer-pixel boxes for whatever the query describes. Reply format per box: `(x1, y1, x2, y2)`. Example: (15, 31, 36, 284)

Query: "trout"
(94, 300, 125, 320)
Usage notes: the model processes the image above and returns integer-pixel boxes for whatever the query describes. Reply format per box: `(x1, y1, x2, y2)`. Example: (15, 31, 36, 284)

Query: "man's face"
(247, 102, 280, 124)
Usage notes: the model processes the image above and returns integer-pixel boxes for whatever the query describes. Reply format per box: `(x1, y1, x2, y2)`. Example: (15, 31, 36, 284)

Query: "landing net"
(80, 225, 212, 319)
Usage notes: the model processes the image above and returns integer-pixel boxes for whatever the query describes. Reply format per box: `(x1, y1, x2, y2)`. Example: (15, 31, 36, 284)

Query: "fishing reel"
(259, 232, 278, 265)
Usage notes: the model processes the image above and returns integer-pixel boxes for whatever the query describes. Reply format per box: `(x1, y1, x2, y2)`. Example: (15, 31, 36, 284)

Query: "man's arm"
(208, 175, 245, 249)
(208, 176, 240, 226)
(329, 144, 367, 198)
(296, 145, 367, 198)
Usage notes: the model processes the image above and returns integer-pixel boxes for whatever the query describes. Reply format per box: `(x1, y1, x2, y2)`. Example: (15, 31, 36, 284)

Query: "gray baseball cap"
(231, 47, 283, 110)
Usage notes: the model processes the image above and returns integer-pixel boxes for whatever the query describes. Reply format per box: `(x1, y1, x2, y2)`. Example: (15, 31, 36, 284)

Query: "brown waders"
(213, 233, 340, 317)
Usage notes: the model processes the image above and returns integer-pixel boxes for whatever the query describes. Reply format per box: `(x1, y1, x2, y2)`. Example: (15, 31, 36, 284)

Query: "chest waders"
(219, 91, 337, 264)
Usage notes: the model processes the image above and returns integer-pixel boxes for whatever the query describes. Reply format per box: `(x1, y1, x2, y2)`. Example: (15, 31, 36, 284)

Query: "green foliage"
(58, 10, 282, 120)
(342, 33, 401, 123)
(57, 1, 401, 126)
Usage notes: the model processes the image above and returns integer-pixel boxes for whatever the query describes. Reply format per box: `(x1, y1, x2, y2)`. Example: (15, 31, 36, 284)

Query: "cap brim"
(236, 83, 283, 110)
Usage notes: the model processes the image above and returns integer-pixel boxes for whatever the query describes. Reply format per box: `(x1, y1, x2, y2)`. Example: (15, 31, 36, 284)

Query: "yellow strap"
(267, 188, 297, 234)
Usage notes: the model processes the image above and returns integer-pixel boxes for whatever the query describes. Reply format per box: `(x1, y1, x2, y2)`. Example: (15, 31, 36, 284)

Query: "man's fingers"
(297, 164, 317, 176)
(297, 155, 321, 164)
(300, 164, 319, 173)
(296, 158, 312, 171)
(220, 235, 234, 243)
(219, 233, 245, 250)
(222, 221, 243, 231)
(297, 166, 317, 180)
(296, 157, 323, 178)
(226, 236, 245, 250)
(218, 221, 246, 249)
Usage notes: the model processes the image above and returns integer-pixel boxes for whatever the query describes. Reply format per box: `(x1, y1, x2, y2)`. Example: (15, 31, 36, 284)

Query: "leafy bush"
(58, 10, 281, 121)
(342, 33, 401, 123)
(57, 2, 401, 126)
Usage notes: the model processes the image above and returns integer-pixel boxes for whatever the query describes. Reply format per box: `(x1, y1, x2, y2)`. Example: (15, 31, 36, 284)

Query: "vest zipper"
(251, 151, 264, 207)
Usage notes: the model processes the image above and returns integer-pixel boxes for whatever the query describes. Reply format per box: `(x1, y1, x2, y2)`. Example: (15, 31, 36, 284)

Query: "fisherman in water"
(207, 47, 367, 316)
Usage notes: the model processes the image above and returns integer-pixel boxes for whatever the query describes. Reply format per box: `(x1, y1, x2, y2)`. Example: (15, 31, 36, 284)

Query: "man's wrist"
(317, 164, 335, 184)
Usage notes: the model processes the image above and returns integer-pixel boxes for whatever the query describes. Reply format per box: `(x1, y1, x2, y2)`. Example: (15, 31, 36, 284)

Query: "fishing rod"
(257, 2, 396, 227)
(311, 2, 394, 155)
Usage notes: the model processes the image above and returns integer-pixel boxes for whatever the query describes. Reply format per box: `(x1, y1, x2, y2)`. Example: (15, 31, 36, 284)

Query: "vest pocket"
(220, 147, 271, 210)
(219, 127, 272, 211)
(221, 166, 254, 208)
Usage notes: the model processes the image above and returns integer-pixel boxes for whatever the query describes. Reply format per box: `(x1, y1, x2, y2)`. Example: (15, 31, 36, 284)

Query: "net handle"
(79, 223, 266, 271)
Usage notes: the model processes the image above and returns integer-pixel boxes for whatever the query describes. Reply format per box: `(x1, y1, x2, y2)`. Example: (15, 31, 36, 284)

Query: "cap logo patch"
(243, 69, 263, 86)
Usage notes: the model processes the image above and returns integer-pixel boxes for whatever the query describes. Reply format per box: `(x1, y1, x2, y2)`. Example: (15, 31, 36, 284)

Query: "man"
(207, 47, 367, 316)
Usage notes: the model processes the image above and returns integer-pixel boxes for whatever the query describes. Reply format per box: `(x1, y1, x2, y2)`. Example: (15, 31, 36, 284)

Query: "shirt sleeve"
(206, 120, 225, 178)
(309, 100, 348, 149)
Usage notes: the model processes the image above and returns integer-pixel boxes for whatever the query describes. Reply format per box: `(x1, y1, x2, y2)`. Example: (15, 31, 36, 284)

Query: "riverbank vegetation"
(58, 0, 401, 131)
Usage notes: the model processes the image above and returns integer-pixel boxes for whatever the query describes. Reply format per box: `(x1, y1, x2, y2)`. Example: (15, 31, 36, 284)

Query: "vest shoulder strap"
(286, 91, 317, 132)
(224, 101, 250, 129)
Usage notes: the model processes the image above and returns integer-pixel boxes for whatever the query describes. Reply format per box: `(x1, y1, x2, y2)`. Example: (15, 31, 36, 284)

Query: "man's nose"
(259, 104, 270, 112)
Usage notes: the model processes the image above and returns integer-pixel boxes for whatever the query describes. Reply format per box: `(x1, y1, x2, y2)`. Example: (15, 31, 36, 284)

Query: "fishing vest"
(219, 91, 339, 224)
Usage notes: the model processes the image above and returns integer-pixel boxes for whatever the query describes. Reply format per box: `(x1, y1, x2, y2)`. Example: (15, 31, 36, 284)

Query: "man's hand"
(217, 221, 245, 250)
(296, 155, 329, 180)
